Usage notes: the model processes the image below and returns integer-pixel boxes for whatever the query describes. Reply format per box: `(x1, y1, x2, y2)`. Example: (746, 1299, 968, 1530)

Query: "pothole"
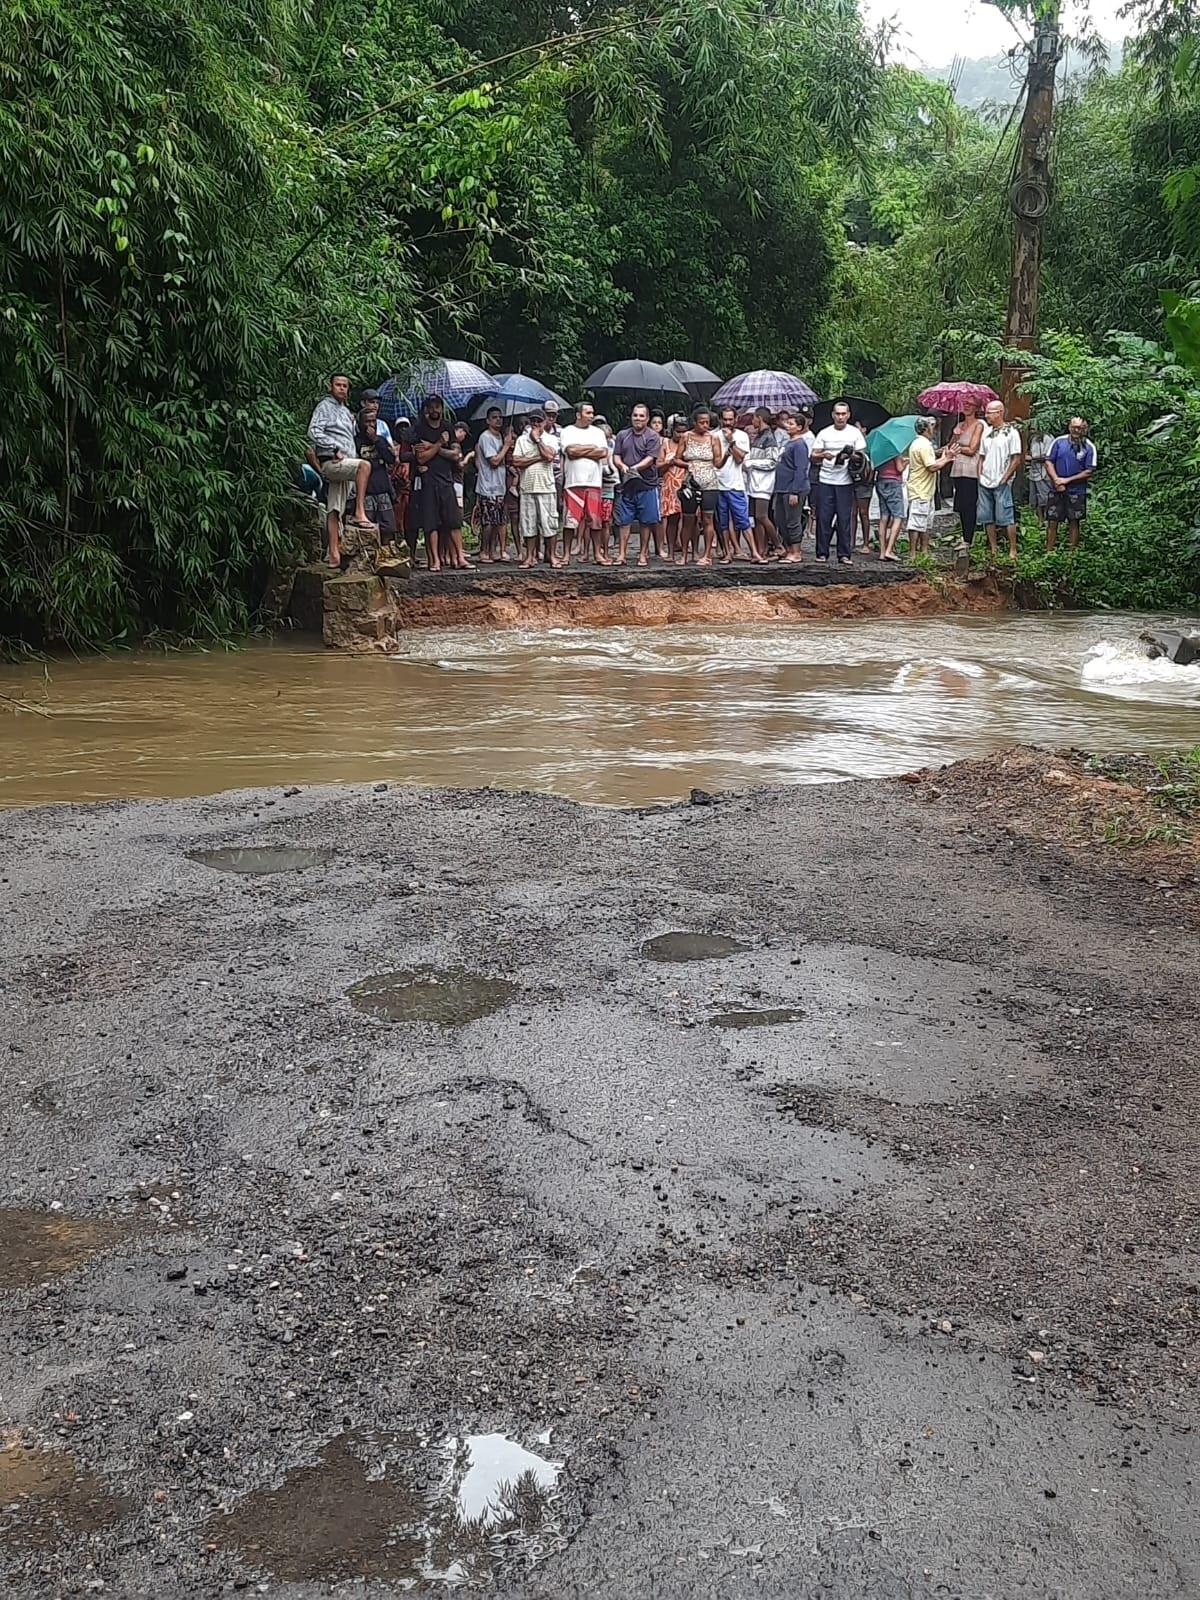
(710, 1007, 807, 1029)
(347, 968, 518, 1026)
(187, 846, 333, 874)
(0, 1433, 131, 1549)
(207, 1430, 567, 1586)
(641, 932, 748, 962)
(0, 1208, 134, 1291)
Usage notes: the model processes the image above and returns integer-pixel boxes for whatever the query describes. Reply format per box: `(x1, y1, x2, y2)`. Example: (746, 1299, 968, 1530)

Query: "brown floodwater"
(1, 613, 1197, 808)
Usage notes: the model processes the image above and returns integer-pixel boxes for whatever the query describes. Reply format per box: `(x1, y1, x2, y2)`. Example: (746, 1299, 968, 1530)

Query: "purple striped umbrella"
(711, 370, 819, 411)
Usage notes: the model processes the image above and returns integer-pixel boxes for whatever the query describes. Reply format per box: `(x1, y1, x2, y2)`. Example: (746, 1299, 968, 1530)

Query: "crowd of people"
(305, 376, 1098, 572)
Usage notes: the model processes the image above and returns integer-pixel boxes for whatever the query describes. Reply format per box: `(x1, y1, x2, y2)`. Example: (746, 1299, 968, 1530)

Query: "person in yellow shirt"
(906, 417, 951, 556)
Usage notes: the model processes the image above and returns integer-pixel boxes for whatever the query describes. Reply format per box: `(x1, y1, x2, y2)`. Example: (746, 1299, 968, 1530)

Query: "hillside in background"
(925, 40, 1122, 109)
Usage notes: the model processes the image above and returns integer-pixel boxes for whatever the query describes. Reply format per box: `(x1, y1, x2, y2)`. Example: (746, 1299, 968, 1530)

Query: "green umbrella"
(865, 414, 922, 468)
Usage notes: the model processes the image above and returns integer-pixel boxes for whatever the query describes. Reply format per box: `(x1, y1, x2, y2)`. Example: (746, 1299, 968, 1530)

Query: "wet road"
(1, 777, 1197, 1596)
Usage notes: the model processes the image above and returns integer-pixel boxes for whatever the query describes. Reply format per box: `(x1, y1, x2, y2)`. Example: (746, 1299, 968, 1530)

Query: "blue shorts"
(978, 482, 1015, 526)
(615, 484, 661, 528)
(717, 488, 751, 532)
(876, 478, 905, 518)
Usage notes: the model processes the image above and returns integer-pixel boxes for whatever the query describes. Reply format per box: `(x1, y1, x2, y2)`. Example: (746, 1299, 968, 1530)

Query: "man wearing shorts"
(978, 400, 1023, 559)
(512, 411, 560, 567)
(716, 406, 752, 560)
(905, 418, 950, 556)
(412, 394, 470, 571)
(875, 450, 907, 561)
(614, 403, 663, 565)
(307, 374, 378, 567)
(560, 401, 609, 565)
(1045, 417, 1097, 552)
(474, 406, 513, 562)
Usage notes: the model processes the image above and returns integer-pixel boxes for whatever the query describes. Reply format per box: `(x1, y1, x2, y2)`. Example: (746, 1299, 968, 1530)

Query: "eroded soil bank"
(288, 558, 1009, 642)
(1, 751, 1197, 1597)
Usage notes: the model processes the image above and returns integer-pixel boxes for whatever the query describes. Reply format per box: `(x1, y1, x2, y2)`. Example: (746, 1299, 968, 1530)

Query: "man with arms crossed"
(560, 402, 610, 565)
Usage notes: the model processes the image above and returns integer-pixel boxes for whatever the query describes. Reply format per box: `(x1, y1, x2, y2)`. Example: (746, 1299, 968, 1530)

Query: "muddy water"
(1, 612, 1197, 807)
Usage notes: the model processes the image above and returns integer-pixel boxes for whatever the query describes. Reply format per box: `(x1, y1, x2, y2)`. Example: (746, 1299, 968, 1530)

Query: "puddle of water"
(454, 1432, 562, 1527)
(0, 1208, 133, 1291)
(348, 968, 518, 1026)
(208, 1430, 565, 1586)
(186, 846, 333, 874)
(710, 1007, 807, 1029)
(0, 1433, 131, 1549)
(641, 932, 748, 962)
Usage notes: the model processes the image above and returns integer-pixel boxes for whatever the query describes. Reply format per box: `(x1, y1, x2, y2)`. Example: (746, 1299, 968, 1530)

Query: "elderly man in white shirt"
(978, 400, 1023, 560)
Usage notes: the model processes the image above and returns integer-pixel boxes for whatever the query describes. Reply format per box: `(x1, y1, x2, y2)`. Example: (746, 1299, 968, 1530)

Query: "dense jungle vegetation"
(1, 0, 1198, 645)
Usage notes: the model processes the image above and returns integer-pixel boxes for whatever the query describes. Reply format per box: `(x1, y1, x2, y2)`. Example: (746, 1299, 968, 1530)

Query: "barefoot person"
(979, 400, 1023, 560)
(308, 374, 377, 566)
(473, 406, 513, 563)
(678, 407, 725, 566)
(614, 403, 664, 565)
(948, 400, 983, 552)
(560, 401, 610, 565)
(746, 410, 782, 559)
(412, 394, 471, 571)
(512, 411, 560, 567)
(716, 406, 754, 563)
(772, 412, 810, 561)
(876, 449, 908, 562)
(659, 416, 689, 564)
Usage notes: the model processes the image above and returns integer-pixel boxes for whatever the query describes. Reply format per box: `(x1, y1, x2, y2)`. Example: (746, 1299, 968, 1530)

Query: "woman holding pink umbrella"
(917, 381, 996, 554)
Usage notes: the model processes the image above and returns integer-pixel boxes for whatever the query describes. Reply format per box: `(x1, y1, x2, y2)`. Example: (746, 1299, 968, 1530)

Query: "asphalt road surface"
(1, 777, 1196, 1597)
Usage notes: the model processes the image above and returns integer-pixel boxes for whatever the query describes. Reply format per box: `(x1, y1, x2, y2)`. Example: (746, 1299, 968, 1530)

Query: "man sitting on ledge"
(308, 374, 377, 567)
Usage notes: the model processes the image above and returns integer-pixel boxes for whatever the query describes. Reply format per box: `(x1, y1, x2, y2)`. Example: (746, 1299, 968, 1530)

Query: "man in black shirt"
(412, 395, 471, 570)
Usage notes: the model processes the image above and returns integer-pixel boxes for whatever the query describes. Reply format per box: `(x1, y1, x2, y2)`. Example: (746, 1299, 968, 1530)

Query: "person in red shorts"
(559, 401, 610, 566)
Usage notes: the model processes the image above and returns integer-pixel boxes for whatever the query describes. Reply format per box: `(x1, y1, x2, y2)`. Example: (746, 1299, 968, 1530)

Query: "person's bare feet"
(697, 556, 712, 568)
(428, 559, 442, 572)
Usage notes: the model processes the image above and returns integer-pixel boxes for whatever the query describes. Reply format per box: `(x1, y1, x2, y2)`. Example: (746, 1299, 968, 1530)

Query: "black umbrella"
(582, 359, 690, 396)
(811, 396, 891, 433)
(663, 359, 722, 398)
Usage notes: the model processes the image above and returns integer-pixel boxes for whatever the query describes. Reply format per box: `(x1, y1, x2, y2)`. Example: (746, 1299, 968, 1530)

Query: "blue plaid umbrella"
(379, 358, 496, 420)
(711, 370, 819, 411)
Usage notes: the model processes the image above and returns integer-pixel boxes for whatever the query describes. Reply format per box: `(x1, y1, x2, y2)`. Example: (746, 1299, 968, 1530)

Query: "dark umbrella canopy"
(663, 359, 722, 398)
(811, 396, 891, 434)
(583, 359, 690, 395)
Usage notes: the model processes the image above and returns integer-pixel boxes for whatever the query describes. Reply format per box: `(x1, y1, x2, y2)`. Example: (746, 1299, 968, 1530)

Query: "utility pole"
(999, 3, 1061, 420)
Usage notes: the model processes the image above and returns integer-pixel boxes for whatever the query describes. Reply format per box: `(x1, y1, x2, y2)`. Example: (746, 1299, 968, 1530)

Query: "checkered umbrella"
(379, 358, 497, 419)
(711, 370, 819, 411)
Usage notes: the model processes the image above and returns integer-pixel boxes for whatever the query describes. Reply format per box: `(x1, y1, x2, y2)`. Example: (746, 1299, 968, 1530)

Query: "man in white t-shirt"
(716, 405, 753, 560)
(811, 400, 868, 564)
(978, 400, 1023, 560)
(559, 401, 609, 565)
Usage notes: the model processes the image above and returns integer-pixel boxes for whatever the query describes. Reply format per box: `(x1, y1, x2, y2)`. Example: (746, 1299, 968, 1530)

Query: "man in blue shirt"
(772, 413, 812, 562)
(1045, 418, 1097, 551)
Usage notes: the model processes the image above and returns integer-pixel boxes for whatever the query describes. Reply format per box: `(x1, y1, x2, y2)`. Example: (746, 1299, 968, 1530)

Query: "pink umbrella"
(917, 381, 999, 414)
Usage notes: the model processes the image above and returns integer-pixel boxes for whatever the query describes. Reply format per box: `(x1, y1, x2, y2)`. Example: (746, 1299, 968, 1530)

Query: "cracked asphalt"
(0, 776, 1197, 1597)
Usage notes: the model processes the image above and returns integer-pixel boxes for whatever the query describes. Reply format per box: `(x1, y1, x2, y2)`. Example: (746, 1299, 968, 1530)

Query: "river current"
(1, 612, 1197, 807)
